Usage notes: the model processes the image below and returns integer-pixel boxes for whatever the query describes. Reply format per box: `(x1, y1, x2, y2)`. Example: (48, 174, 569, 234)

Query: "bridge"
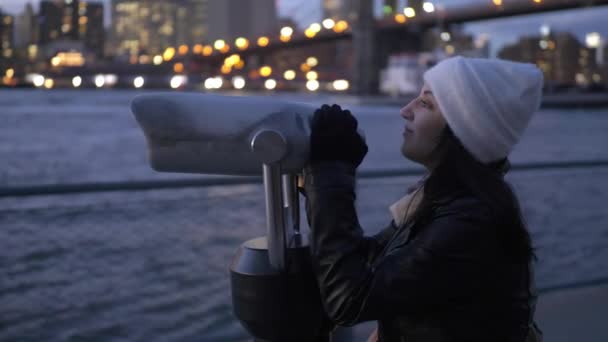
(25, 0, 608, 94)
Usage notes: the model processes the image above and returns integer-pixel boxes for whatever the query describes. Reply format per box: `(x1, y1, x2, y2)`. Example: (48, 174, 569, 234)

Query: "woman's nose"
(400, 102, 414, 120)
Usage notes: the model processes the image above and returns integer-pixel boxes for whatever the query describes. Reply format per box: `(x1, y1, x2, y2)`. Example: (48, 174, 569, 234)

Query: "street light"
(404, 7, 416, 18)
(134, 76, 145, 89)
(306, 80, 319, 91)
(264, 79, 277, 90)
(306, 56, 318, 67)
(284, 70, 296, 80)
(232, 76, 246, 89)
(260, 66, 273, 77)
(235, 37, 249, 50)
(322, 19, 335, 29)
(214, 39, 226, 50)
(586, 32, 601, 48)
(423, 2, 435, 13)
(332, 80, 349, 91)
(95, 74, 105, 88)
(72, 76, 82, 88)
(280, 26, 293, 37)
(257, 36, 270, 47)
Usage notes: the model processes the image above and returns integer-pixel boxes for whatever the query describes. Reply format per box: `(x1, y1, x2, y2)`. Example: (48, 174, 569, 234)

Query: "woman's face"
(400, 83, 447, 169)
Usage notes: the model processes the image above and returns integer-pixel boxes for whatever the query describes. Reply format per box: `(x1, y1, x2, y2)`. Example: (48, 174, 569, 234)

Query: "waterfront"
(1, 90, 608, 341)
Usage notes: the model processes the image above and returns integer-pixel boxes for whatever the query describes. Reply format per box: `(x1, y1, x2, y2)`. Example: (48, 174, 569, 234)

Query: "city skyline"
(2, 0, 608, 57)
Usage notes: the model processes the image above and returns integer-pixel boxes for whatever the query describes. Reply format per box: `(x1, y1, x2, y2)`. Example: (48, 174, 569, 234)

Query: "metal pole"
(263, 164, 286, 270)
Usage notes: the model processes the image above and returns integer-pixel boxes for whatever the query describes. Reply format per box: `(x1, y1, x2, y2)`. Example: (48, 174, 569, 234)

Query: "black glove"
(309, 104, 368, 168)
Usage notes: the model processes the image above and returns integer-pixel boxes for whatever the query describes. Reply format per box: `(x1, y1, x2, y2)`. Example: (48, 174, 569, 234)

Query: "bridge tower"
(352, 0, 377, 94)
(353, 0, 426, 94)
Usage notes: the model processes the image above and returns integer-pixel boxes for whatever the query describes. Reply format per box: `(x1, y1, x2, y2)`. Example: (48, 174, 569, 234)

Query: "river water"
(1, 89, 608, 341)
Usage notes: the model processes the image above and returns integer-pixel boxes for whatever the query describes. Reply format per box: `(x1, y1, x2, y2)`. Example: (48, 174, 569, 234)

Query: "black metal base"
(230, 236, 333, 342)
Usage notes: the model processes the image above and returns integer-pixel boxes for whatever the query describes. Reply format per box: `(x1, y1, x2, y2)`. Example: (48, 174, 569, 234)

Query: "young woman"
(302, 56, 543, 341)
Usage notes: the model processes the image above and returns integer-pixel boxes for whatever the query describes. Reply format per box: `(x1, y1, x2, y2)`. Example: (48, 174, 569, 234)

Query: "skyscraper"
(111, 0, 195, 57)
(39, 0, 80, 45)
(1, 10, 15, 59)
(207, 0, 277, 42)
(80, 2, 105, 57)
(15, 3, 38, 48)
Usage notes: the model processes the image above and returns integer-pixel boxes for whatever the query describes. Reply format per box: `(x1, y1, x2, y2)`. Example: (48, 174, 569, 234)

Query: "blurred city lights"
(423, 2, 435, 13)
(493, 0, 503, 6)
(232, 76, 246, 89)
(264, 79, 277, 90)
(309, 23, 321, 33)
(95, 74, 105, 88)
(280, 26, 293, 37)
(332, 79, 350, 91)
(153, 55, 163, 65)
(163, 47, 176, 61)
(203, 45, 214, 56)
(235, 37, 249, 50)
(221, 65, 232, 74)
(404, 7, 416, 18)
(174, 62, 184, 73)
(260, 66, 273, 77)
(322, 19, 335, 29)
(306, 56, 319, 67)
(440, 32, 451, 42)
(170, 75, 188, 89)
(193, 44, 204, 54)
(333, 20, 349, 33)
(214, 39, 226, 50)
(280, 34, 291, 43)
(178, 44, 189, 55)
(306, 80, 319, 91)
(219, 44, 230, 54)
(5, 68, 15, 78)
(204, 76, 223, 89)
(257, 36, 270, 47)
(28, 74, 45, 87)
(44, 78, 54, 89)
(305, 28, 317, 38)
(284, 70, 296, 80)
(540, 24, 551, 37)
(300, 63, 311, 72)
(104, 74, 118, 86)
(72, 76, 82, 88)
(134, 76, 145, 88)
(394, 14, 407, 24)
(306, 71, 318, 80)
(586, 32, 601, 48)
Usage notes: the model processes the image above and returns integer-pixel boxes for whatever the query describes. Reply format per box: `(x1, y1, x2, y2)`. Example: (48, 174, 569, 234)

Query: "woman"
(302, 57, 543, 341)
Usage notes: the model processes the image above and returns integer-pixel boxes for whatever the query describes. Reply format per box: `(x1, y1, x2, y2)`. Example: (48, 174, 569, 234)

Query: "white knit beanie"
(423, 56, 543, 164)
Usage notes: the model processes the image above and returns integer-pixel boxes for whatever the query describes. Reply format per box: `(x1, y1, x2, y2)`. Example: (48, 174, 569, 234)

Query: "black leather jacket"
(303, 161, 537, 342)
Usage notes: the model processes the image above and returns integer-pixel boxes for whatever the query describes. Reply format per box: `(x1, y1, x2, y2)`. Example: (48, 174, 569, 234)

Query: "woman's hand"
(309, 104, 368, 168)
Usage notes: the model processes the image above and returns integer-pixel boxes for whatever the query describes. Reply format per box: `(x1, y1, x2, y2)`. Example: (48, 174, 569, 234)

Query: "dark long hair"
(408, 125, 536, 263)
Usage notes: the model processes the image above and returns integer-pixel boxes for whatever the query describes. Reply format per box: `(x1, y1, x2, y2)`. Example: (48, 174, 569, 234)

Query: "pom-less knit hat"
(423, 56, 543, 164)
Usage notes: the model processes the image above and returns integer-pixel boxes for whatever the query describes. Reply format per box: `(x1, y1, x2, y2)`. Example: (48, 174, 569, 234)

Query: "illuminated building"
(39, 0, 80, 44)
(112, 0, 180, 57)
(80, 2, 104, 57)
(1, 10, 15, 59)
(499, 31, 601, 87)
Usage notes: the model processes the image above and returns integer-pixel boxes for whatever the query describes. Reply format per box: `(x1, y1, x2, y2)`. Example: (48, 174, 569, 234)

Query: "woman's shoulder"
(432, 192, 494, 223)
(416, 193, 498, 249)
